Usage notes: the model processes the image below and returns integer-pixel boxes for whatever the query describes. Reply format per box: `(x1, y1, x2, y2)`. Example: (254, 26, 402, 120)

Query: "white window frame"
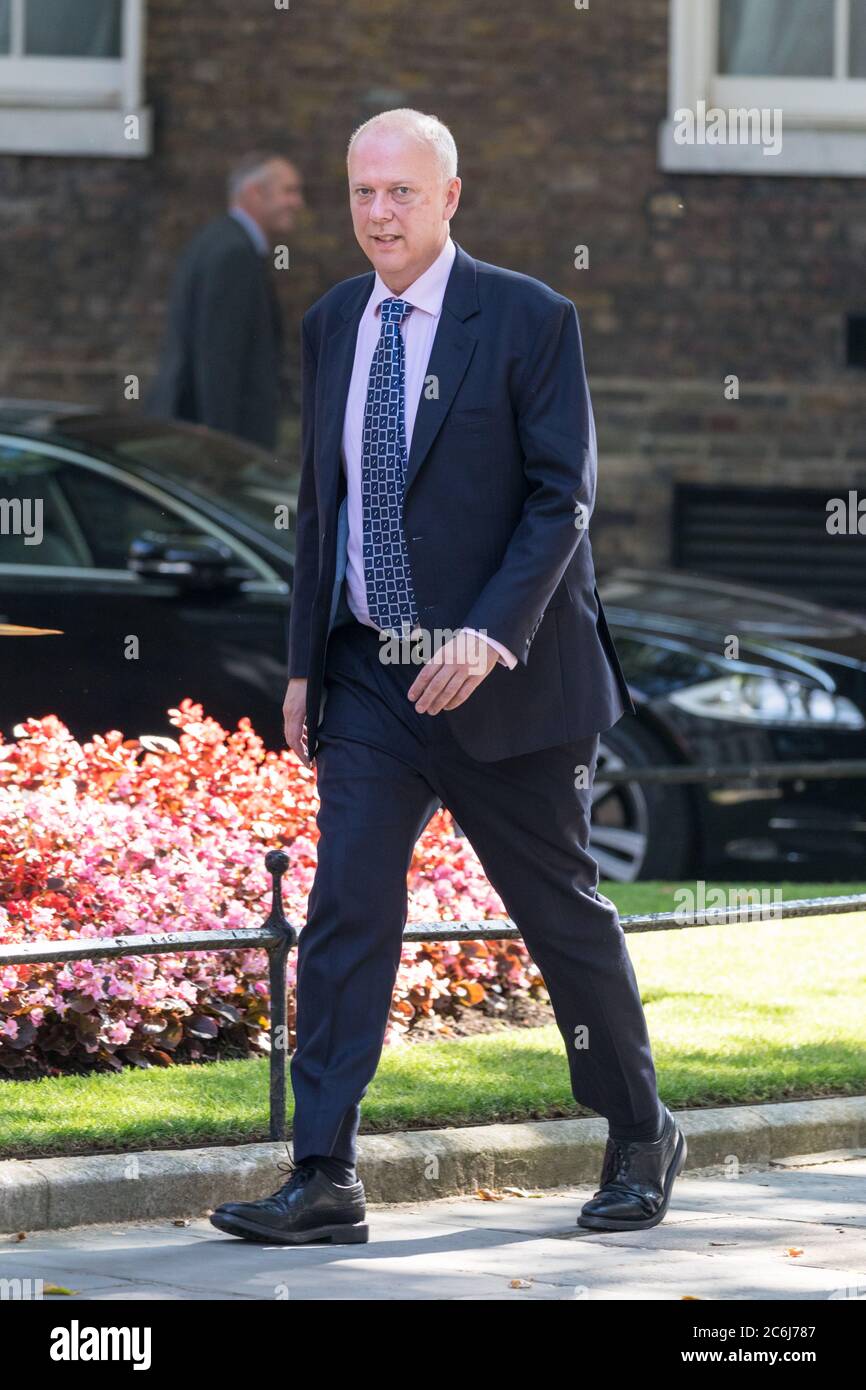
(659, 0, 866, 177)
(0, 0, 152, 157)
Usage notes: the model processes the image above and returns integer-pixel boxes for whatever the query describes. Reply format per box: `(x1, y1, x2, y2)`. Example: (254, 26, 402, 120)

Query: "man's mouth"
(373, 234, 401, 244)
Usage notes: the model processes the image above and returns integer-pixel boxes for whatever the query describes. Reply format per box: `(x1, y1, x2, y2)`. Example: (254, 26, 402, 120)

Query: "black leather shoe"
(577, 1106, 687, 1232)
(210, 1157, 368, 1245)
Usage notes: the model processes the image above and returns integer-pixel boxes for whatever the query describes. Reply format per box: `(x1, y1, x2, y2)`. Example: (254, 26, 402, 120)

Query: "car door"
(0, 436, 289, 746)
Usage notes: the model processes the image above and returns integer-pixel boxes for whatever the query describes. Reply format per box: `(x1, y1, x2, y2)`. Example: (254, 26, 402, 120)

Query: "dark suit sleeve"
(458, 298, 596, 666)
(192, 245, 260, 436)
(286, 316, 320, 679)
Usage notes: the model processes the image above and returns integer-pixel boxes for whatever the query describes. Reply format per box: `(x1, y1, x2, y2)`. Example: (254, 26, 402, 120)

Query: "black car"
(2, 408, 865, 881)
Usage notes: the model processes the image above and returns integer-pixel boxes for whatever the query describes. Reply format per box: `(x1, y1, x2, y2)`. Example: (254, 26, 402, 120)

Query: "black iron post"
(264, 849, 296, 1141)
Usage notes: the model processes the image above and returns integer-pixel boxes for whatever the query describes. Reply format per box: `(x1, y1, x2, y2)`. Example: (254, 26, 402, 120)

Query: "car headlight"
(668, 673, 865, 729)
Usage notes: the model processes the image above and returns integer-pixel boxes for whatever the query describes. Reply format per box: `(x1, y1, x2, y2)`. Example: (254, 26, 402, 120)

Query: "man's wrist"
(460, 627, 518, 670)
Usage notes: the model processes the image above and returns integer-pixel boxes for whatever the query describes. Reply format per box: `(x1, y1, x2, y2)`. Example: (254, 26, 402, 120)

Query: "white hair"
(227, 152, 286, 202)
(347, 108, 458, 181)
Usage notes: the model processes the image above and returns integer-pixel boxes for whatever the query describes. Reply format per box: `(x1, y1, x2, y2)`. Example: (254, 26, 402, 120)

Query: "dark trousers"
(290, 614, 661, 1165)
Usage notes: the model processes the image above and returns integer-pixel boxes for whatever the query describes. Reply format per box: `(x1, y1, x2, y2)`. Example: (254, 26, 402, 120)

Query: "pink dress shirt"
(340, 235, 517, 670)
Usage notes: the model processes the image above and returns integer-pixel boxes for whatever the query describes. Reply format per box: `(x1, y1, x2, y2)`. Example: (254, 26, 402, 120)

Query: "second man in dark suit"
(147, 153, 304, 450)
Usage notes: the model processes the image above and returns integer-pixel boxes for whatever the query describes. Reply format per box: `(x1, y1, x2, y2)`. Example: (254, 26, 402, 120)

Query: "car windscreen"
(53, 416, 295, 534)
(600, 571, 866, 638)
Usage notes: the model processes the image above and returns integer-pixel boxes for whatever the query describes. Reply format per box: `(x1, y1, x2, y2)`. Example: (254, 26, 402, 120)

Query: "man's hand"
(283, 677, 312, 766)
(407, 630, 500, 715)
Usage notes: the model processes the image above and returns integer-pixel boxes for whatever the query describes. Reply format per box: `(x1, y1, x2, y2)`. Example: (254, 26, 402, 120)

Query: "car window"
(58, 461, 198, 569)
(55, 417, 295, 541)
(0, 442, 91, 568)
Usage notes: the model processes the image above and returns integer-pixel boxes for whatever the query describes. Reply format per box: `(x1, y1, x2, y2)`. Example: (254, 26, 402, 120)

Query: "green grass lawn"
(1, 882, 865, 1159)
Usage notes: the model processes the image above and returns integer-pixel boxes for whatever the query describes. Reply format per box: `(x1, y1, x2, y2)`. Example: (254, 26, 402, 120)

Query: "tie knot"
(380, 297, 413, 325)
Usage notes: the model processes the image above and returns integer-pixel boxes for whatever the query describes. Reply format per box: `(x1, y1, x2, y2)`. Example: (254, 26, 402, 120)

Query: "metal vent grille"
(672, 484, 866, 612)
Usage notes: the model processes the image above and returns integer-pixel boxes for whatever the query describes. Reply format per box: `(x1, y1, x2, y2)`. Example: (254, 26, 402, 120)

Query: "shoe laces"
(605, 1137, 637, 1184)
(598, 1138, 659, 1216)
(273, 1148, 317, 1194)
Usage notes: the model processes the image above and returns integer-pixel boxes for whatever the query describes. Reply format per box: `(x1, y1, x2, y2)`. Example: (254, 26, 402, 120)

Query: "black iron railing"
(3, 857, 865, 1139)
(2, 759, 865, 1140)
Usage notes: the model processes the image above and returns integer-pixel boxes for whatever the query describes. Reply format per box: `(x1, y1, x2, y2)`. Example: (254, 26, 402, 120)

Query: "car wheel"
(590, 720, 693, 882)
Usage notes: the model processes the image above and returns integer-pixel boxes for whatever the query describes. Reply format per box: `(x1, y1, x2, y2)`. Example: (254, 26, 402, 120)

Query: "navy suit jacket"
(287, 240, 635, 761)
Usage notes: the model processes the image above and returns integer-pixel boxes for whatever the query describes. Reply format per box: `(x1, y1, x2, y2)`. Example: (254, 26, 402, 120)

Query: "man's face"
(249, 160, 305, 239)
(347, 129, 460, 292)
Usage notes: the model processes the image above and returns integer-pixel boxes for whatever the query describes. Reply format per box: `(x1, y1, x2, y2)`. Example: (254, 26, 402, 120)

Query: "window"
(0, 0, 151, 157)
(59, 462, 201, 570)
(58, 417, 297, 542)
(673, 483, 866, 611)
(0, 443, 91, 568)
(660, 0, 866, 176)
(0, 442, 188, 570)
(0, 437, 279, 583)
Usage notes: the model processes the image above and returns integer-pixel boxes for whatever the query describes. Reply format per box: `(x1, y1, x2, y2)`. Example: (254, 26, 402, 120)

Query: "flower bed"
(0, 703, 544, 1076)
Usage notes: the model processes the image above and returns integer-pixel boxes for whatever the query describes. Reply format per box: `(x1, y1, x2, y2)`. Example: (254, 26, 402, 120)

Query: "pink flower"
(104, 1020, 133, 1045)
(0, 706, 535, 1067)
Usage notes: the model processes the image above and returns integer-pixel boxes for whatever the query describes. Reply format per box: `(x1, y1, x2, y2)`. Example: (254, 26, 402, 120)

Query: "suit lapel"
(316, 241, 481, 509)
(404, 241, 480, 499)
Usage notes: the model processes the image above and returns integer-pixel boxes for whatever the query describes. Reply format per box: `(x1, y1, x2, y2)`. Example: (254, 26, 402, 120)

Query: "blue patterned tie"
(361, 296, 419, 638)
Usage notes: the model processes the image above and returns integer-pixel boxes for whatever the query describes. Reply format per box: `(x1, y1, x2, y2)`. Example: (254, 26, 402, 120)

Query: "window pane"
(0, 1, 10, 55)
(56, 418, 295, 541)
(24, 0, 122, 58)
(0, 445, 91, 568)
(851, 0, 866, 76)
(718, 0, 834, 77)
(58, 466, 196, 570)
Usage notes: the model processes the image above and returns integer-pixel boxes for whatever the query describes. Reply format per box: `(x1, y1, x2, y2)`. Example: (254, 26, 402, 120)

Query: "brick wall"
(2, 0, 865, 571)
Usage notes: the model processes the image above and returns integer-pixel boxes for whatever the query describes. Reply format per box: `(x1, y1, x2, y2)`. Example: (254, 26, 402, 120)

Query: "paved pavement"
(1, 1152, 864, 1300)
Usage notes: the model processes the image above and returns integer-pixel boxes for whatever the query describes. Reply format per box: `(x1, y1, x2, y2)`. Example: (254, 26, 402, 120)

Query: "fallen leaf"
(44, 1284, 76, 1296)
(787, 1248, 804, 1257)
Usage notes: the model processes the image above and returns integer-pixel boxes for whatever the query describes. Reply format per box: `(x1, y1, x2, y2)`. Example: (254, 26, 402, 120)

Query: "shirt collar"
(369, 235, 456, 318)
(229, 205, 269, 257)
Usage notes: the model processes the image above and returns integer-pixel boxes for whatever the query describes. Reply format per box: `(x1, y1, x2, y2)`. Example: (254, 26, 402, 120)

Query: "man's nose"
(369, 194, 393, 222)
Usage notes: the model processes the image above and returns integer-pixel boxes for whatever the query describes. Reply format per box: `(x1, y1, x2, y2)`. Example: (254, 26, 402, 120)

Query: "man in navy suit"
(211, 110, 686, 1247)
